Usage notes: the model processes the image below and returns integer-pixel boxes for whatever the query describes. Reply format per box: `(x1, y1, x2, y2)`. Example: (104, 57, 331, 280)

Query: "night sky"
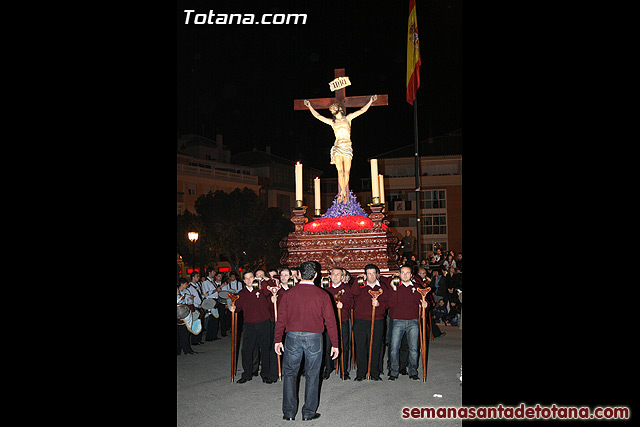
(177, 0, 461, 188)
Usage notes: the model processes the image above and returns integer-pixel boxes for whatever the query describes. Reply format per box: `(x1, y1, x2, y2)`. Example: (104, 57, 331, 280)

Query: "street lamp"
(188, 231, 199, 273)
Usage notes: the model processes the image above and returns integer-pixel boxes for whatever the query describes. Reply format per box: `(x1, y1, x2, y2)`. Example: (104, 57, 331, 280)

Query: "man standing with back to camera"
(274, 261, 339, 421)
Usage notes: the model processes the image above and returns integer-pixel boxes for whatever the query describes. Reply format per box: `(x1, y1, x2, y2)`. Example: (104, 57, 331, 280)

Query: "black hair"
(364, 263, 380, 274)
(177, 277, 188, 288)
(300, 261, 317, 280)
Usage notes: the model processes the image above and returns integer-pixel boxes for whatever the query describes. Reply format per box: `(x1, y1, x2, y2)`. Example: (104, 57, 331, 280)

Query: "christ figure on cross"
(303, 94, 377, 204)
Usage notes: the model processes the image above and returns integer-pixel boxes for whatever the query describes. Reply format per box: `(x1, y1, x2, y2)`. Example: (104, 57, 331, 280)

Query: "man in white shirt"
(186, 272, 205, 345)
(202, 270, 225, 341)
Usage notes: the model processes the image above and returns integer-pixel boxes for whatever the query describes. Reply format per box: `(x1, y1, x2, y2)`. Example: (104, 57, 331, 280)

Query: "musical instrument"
(201, 297, 219, 318)
(366, 288, 383, 380)
(177, 304, 190, 323)
(218, 290, 231, 305)
(287, 278, 295, 287)
(357, 275, 365, 286)
(177, 304, 202, 335)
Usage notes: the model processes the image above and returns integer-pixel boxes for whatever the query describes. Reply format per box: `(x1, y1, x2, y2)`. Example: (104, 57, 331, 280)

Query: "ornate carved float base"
(279, 205, 400, 274)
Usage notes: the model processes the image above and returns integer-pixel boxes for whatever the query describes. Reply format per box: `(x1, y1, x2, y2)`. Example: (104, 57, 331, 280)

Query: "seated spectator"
(446, 300, 461, 326)
(433, 299, 448, 324)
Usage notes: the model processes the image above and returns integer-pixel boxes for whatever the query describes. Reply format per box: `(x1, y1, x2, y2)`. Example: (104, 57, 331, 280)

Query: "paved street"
(177, 324, 462, 426)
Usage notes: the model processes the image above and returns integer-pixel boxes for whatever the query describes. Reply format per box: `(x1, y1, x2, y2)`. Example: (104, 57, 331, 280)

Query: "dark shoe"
(221, 334, 227, 337)
(343, 372, 351, 380)
(237, 378, 251, 384)
(322, 371, 331, 380)
(399, 368, 408, 375)
(409, 375, 419, 380)
(354, 376, 364, 381)
(436, 331, 446, 338)
(388, 375, 398, 380)
(263, 378, 274, 384)
(282, 416, 295, 421)
(370, 375, 382, 381)
(302, 413, 321, 421)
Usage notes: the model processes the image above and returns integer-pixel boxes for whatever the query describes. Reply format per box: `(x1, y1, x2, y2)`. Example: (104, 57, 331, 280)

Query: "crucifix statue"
(294, 68, 389, 204)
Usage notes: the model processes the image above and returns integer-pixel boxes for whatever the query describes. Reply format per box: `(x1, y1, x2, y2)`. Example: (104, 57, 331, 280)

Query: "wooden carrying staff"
(416, 287, 431, 382)
(267, 284, 282, 381)
(333, 290, 345, 380)
(227, 293, 240, 382)
(367, 288, 383, 380)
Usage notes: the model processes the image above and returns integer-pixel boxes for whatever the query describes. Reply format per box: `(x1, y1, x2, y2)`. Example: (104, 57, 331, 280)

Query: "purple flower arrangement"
(322, 190, 369, 218)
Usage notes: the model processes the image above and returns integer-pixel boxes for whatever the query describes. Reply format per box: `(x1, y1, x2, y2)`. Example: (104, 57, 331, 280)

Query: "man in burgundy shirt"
(388, 266, 430, 380)
(274, 261, 338, 421)
(322, 267, 354, 380)
(229, 271, 278, 384)
(351, 263, 393, 381)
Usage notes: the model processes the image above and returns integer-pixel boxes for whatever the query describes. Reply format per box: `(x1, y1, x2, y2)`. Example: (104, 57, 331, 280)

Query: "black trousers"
(177, 324, 193, 355)
(322, 319, 351, 375)
(205, 314, 219, 340)
(353, 318, 385, 379)
(240, 319, 278, 381)
(219, 305, 229, 335)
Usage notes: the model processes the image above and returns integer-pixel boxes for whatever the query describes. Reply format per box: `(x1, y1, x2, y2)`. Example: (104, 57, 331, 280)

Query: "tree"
(190, 188, 292, 273)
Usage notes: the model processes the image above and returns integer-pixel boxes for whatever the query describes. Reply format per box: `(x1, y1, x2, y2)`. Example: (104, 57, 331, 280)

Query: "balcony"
(177, 164, 259, 184)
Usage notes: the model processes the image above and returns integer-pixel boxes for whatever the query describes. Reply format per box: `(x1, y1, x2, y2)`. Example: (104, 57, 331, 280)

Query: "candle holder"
(314, 208, 322, 219)
(371, 196, 380, 205)
(367, 203, 385, 229)
(291, 205, 308, 232)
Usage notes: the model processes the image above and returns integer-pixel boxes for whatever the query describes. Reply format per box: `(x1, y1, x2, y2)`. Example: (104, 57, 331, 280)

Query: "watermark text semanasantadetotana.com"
(401, 403, 630, 420)
(183, 10, 307, 25)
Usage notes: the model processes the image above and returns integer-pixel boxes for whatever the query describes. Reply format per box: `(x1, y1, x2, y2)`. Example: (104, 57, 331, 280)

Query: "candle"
(378, 174, 385, 204)
(370, 158, 379, 200)
(314, 177, 321, 211)
(295, 161, 303, 202)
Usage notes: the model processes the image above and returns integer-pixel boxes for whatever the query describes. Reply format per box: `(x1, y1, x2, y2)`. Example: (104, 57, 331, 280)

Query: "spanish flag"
(406, 0, 421, 105)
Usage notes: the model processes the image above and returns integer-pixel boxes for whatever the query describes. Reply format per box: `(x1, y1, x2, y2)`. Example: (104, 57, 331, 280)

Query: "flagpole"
(408, 0, 422, 262)
(413, 99, 421, 262)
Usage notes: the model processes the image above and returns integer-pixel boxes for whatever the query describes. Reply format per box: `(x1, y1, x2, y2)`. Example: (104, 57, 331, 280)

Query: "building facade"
(177, 134, 261, 214)
(359, 132, 462, 259)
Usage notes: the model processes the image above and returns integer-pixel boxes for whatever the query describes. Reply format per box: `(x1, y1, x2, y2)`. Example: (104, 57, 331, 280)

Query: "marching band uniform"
(177, 286, 195, 355)
(350, 274, 393, 381)
(323, 280, 353, 379)
(186, 278, 205, 345)
(220, 276, 242, 335)
(234, 285, 279, 384)
(201, 275, 221, 342)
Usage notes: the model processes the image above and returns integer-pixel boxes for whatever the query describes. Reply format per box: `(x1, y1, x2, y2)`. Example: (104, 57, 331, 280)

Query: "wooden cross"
(293, 68, 389, 112)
